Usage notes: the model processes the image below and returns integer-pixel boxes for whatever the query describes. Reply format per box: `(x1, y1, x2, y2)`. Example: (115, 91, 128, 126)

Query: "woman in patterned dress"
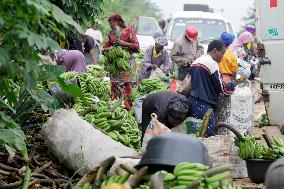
(103, 13, 140, 110)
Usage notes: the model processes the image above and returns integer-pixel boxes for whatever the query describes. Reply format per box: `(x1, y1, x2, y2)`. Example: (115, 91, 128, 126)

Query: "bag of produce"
(42, 109, 138, 175)
(149, 67, 166, 80)
(141, 113, 171, 152)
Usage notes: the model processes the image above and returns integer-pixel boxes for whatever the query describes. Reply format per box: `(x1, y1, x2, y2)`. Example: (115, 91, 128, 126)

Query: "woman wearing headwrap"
(56, 49, 87, 73)
(229, 31, 254, 59)
(216, 33, 238, 130)
(219, 32, 238, 83)
(103, 13, 140, 110)
(139, 37, 170, 80)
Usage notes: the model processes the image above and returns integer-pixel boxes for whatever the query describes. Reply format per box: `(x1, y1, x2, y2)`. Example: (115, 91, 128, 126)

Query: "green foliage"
(51, 0, 104, 26)
(100, 0, 161, 35)
(241, 6, 256, 31)
(0, 0, 84, 159)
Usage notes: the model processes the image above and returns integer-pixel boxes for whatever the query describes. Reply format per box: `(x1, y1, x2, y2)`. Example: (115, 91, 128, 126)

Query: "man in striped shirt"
(188, 40, 237, 137)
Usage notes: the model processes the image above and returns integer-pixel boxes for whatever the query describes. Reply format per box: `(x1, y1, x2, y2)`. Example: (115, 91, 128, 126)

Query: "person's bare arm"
(89, 48, 97, 65)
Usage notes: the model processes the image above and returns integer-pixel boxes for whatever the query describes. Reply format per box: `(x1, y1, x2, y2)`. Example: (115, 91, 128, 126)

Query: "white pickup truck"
(255, 0, 284, 127)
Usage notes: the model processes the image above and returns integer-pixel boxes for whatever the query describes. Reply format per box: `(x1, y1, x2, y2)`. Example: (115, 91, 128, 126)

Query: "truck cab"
(255, 0, 284, 126)
(166, 11, 229, 53)
(132, 16, 162, 52)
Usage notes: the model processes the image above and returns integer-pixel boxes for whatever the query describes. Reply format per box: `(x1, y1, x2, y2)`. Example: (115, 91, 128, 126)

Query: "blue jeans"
(178, 66, 190, 80)
(188, 96, 217, 137)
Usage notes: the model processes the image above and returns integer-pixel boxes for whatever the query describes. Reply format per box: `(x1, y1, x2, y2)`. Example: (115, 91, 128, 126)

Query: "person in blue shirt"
(139, 37, 170, 80)
(188, 40, 237, 137)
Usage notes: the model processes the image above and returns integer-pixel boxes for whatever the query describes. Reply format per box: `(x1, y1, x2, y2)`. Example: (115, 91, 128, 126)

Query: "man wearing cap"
(139, 37, 170, 80)
(219, 32, 238, 83)
(170, 26, 203, 80)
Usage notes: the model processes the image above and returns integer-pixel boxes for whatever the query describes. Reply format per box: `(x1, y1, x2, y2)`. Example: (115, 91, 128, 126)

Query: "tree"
(241, 6, 256, 31)
(99, 0, 161, 35)
(0, 0, 85, 160)
(50, 0, 104, 26)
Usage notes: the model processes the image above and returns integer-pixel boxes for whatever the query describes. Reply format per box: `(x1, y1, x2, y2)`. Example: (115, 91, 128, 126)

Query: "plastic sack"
(141, 113, 171, 152)
(133, 95, 148, 124)
(237, 59, 251, 81)
(149, 67, 166, 80)
(173, 117, 203, 134)
(200, 135, 233, 167)
(42, 109, 138, 175)
(177, 74, 191, 96)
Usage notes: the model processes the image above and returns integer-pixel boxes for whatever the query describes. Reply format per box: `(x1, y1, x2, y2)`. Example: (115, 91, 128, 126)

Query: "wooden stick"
(31, 173, 50, 179)
(120, 163, 137, 174)
(0, 180, 23, 189)
(0, 169, 10, 176)
(29, 179, 65, 186)
(93, 156, 116, 189)
(74, 167, 99, 188)
(33, 162, 52, 174)
(0, 163, 19, 172)
(198, 109, 212, 138)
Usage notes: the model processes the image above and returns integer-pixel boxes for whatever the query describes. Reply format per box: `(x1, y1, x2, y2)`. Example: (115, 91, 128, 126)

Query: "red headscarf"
(108, 13, 126, 28)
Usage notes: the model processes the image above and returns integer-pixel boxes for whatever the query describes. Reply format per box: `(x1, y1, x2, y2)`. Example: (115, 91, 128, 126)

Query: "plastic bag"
(133, 95, 148, 124)
(177, 74, 191, 96)
(42, 109, 138, 175)
(149, 67, 166, 80)
(141, 113, 171, 152)
(175, 117, 203, 134)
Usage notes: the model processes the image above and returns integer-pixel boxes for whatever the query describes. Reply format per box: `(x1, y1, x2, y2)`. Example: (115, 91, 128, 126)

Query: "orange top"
(219, 49, 238, 75)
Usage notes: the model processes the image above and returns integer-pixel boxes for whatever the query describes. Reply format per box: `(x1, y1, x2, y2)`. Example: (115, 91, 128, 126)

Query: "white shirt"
(85, 28, 103, 45)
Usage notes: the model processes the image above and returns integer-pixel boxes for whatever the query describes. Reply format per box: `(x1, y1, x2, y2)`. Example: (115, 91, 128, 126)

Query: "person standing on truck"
(139, 37, 170, 80)
(170, 26, 203, 80)
(188, 40, 236, 137)
(103, 13, 140, 110)
(219, 32, 238, 83)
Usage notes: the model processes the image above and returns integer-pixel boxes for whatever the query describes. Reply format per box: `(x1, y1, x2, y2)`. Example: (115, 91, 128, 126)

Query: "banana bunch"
(79, 73, 110, 101)
(237, 136, 264, 159)
(60, 71, 78, 81)
(60, 70, 110, 101)
(155, 170, 176, 182)
(173, 163, 208, 187)
(236, 134, 284, 160)
(88, 65, 106, 78)
(37, 81, 48, 91)
(75, 183, 92, 189)
(97, 162, 240, 189)
(72, 93, 97, 112)
(171, 163, 238, 189)
(130, 87, 143, 102)
(139, 79, 168, 94)
(263, 136, 284, 159)
(101, 47, 131, 74)
(101, 173, 130, 188)
(83, 100, 141, 150)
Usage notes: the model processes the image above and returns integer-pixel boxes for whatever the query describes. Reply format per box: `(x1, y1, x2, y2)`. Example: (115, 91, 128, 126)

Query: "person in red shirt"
(103, 13, 140, 110)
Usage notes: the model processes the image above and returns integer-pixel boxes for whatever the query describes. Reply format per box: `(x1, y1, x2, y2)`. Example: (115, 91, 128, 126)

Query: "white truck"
(255, 0, 284, 127)
(166, 11, 231, 53)
(132, 16, 161, 51)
